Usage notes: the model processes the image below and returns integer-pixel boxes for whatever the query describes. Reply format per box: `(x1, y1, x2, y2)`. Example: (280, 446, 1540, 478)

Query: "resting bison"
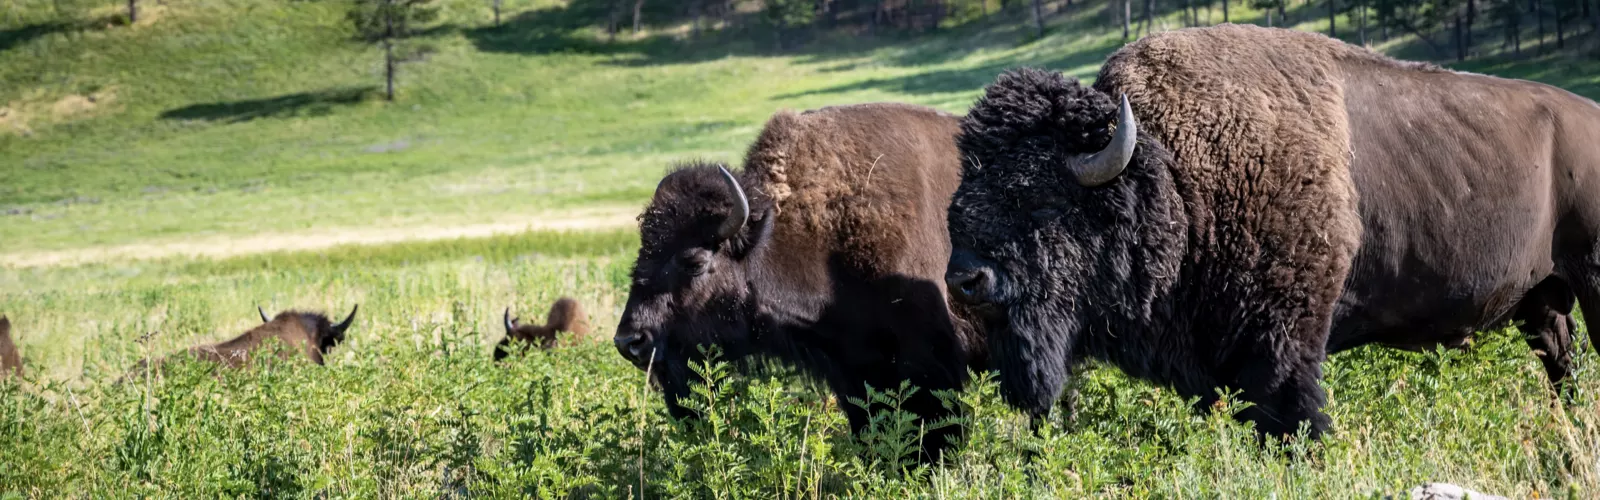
(0, 316, 21, 378)
(495, 297, 592, 360)
(128, 305, 358, 378)
(945, 24, 1600, 440)
(613, 102, 984, 458)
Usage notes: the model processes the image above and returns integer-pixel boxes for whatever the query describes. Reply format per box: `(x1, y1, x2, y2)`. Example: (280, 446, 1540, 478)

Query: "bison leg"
(1513, 276, 1578, 395)
(1227, 350, 1332, 442)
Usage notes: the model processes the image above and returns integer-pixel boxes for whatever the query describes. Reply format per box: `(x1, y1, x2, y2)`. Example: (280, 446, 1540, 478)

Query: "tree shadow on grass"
(0, 21, 78, 53)
(462, 2, 1059, 69)
(159, 86, 380, 123)
(771, 37, 1120, 100)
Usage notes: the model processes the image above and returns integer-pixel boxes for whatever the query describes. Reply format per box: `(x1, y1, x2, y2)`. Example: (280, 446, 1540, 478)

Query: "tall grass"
(2, 229, 1598, 497)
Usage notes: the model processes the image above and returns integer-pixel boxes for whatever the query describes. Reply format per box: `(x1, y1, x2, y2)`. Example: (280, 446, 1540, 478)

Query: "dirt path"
(1, 208, 639, 268)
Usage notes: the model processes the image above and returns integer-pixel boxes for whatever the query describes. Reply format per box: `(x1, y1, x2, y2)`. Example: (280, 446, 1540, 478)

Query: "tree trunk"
(1358, 0, 1366, 45)
(1456, 12, 1466, 61)
(384, 0, 396, 101)
(1279, 0, 1287, 27)
(493, 0, 503, 25)
(1534, 0, 1544, 54)
(1122, 0, 1130, 40)
(128, 0, 137, 23)
(1466, 0, 1475, 49)
(1222, 0, 1228, 22)
(1328, 0, 1336, 38)
(1032, 0, 1044, 36)
(1266, 6, 1273, 27)
(1513, 5, 1522, 56)
(633, 0, 644, 34)
(1556, 0, 1564, 48)
(1141, 0, 1153, 36)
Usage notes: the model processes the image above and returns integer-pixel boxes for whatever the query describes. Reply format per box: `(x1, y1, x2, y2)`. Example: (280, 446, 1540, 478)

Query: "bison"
(944, 24, 1600, 441)
(0, 316, 21, 379)
(495, 297, 592, 360)
(612, 102, 985, 458)
(127, 305, 358, 378)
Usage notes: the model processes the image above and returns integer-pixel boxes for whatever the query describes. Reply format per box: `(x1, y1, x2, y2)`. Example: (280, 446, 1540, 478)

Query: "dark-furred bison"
(495, 297, 592, 360)
(613, 102, 984, 458)
(945, 24, 1600, 440)
(127, 305, 358, 379)
(0, 316, 21, 379)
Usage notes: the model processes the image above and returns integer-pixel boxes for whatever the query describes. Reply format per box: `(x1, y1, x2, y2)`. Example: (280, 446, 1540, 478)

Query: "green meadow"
(4, 0, 1600, 497)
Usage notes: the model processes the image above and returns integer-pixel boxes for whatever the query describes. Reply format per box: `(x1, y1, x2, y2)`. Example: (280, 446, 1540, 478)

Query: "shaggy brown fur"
(0, 316, 22, 379)
(947, 23, 1600, 441)
(616, 102, 985, 460)
(127, 306, 357, 379)
(495, 297, 592, 360)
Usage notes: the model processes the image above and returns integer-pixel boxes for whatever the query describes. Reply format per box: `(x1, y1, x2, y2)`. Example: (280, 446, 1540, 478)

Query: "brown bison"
(495, 297, 592, 360)
(127, 305, 358, 378)
(613, 102, 985, 459)
(945, 24, 1600, 441)
(0, 316, 21, 378)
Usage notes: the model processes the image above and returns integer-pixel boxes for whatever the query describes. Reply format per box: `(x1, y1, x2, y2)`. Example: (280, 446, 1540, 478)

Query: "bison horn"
(504, 308, 517, 334)
(1070, 94, 1138, 187)
(332, 304, 358, 333)
(259, 306, 271, 323)
(716, 165, 750, 241)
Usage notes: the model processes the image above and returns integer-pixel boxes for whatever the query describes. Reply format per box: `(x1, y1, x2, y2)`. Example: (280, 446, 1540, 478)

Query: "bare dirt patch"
(0, 207, 640, 268)
(1, 86, 118, 136)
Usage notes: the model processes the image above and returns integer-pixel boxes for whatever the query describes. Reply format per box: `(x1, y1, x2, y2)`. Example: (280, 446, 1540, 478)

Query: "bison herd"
(615, 24, 1600, 460)
(3, 24, 1599, 467)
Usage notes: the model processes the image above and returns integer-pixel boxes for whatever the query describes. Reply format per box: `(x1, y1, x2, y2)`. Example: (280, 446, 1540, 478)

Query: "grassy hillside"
(5, 0, 1600, 497)
(7, 0, 1593, 259)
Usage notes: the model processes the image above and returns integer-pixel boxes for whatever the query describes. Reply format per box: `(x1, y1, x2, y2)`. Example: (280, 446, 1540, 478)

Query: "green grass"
(5, 0, 1600, 497)
(2, 231, 1598, 497)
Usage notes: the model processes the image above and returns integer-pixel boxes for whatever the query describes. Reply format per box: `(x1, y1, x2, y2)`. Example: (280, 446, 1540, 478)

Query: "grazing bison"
(0, 316, 21, 378)
(128, 305, 358, 378)
(494, 297, 592, 360)
(944, 24, 1600, 441)
(613, 102, 984, 458)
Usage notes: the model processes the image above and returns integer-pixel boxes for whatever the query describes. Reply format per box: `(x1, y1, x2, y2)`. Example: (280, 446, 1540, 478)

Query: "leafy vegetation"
(1, 230, 1598, 497)
(5, 0, 1600, 497)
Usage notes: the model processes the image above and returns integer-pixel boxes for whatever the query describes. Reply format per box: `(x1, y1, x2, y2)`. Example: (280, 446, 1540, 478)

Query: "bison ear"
(729, 207, 775, 261)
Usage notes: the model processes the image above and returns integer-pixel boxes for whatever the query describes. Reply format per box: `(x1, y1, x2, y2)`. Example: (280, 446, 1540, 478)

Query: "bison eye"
(680, 255, 710, 276)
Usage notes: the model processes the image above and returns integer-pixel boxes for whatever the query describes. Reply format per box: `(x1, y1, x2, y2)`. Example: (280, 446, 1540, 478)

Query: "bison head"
(944, 68, 1183, 418)
(261, 304, 359, 356)
(614, 161, 775, 419)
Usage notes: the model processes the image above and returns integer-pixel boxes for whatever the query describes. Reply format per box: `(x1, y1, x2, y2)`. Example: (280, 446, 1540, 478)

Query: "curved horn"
(332, 304, 358, 333)
(715, 165, 750, 241)
(1069, 94, 1139, 187)
(259, 306, 271, 323)
(504, 308, 517, 334)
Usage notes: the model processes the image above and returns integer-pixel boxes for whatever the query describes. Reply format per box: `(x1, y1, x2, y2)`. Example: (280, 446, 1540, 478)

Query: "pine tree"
(348, 0, 440, 101)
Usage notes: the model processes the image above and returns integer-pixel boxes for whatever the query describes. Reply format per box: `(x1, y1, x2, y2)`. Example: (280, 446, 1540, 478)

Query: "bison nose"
(947, 251, 999, 305)
(614, 330, 655, 367)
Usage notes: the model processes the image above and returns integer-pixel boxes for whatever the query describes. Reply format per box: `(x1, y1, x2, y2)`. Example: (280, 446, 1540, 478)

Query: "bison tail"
(545, 297, 591, 335)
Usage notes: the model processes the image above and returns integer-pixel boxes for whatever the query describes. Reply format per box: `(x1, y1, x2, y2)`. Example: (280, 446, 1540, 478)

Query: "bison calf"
(494, 297, 591, 360)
